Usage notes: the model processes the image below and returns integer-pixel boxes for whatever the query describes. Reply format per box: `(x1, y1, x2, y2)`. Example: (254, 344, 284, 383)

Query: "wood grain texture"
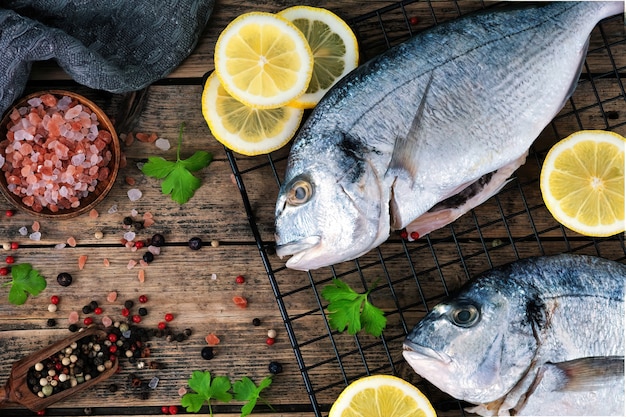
(1, 1, 625, 416)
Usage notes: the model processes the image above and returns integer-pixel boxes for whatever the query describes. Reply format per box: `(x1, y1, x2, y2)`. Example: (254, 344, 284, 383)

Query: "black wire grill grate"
(226, 2, 626, 416)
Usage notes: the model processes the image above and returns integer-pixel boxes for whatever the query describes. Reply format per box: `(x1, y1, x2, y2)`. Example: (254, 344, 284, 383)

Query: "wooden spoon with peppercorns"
(0, 326, 118, 411)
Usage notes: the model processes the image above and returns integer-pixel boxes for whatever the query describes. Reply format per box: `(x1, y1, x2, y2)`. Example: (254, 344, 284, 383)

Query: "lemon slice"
(540, 130, 625, 237)
(202, 72, 304, 156)
(279, 6, 359, 109)
(214, 12, 314, 109)
(329, 375, 437, 417)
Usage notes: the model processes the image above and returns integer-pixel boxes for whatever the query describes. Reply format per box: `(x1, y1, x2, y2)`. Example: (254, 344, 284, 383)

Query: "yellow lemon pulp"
(540, 130, 625, 237)
(329, 375, 437, 417)
(202, 72, 303, 156)
(279, 6, 359, 108)
(214, 12, 314, 109)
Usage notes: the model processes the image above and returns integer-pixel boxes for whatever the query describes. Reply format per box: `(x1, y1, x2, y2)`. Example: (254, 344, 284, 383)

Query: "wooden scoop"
(0, 326, 119, 411)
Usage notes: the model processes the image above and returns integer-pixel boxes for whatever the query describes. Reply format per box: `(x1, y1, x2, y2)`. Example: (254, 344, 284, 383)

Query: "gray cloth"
(0, 0, 215, 115)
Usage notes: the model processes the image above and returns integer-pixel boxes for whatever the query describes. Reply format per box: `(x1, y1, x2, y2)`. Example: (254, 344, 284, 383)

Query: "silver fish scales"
(403, 254, 625, 416)
(274, 1, 624, 271)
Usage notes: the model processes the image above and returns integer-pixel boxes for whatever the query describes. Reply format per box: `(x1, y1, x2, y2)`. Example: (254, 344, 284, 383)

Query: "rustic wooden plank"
(0, 245, 311, 411)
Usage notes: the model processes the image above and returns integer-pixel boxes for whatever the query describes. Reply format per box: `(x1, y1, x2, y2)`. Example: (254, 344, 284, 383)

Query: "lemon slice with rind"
(329, 375, 437, 417)
(279, 6, 359, 109)
(214, 12, 314, 109)
(540, 129, 625, 237)
(202, 72, 303, 156)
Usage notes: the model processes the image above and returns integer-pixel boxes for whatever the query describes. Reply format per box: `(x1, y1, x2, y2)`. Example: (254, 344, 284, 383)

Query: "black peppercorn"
(123, 216, 133, 226)
(142, 251, 154, 263)
(133, 221, 144, 231)
(68, 324, 79, 332)
(46, 318, 57, 327)
(183, 328, 193, 337)
(124, 299, 134, 309)
(138, 307, 148, 316)
(108, 383, 118, 392)
(268, 361, 283, 374)
(201, 346, 214, 360)
(151, 233, 165, 247)
(175, 333, 184, 342)
(252, 318, 261, 326)
(188, 237, 203, 250)
(89, 300, 98, 310)
(56, 272, 73, 287)
(82, 305, 92, 314)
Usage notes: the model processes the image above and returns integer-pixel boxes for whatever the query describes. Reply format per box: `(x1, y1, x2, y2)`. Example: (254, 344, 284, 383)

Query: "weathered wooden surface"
(1, 1, 625, 417)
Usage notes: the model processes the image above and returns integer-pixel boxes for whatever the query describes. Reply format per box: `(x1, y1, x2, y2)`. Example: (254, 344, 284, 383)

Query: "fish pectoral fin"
(537, 356, 624, 392)
(387, 72, 434, 180)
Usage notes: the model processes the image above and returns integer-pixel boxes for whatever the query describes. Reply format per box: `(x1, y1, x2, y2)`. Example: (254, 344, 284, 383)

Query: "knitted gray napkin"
(0, 0, 215, 115)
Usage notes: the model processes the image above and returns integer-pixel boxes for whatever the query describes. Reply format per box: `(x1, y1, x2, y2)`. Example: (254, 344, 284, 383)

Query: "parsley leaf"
(181, 370, 232, 415)
(233, 376, 273, 417)
(2, 263, 46, 305)
(141, 123, 212, 204)
(321, 278, 387, 337)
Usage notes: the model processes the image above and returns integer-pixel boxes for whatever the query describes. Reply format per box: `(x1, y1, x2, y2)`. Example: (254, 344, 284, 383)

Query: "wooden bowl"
(0, 90, 120, 219)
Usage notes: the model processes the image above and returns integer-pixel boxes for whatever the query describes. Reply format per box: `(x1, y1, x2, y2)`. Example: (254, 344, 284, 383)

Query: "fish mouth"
(403, 340, 452, 365)
(275, 235, 322, 260)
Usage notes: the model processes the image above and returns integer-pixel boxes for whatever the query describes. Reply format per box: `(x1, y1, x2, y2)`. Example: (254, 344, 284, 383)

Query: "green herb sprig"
(141, 123, 212, 204)
(181, 370, 273, 417)
(2, 263, 46, 305)
(321, 278, 387, 337)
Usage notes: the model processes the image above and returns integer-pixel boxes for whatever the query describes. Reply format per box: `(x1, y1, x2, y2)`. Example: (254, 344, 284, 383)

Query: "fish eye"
(449, 303, 480, 328)
(287, 179, 313, 206)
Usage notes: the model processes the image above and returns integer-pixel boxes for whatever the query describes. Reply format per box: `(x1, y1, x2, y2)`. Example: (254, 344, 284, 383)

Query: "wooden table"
(1, 1, 625, 416)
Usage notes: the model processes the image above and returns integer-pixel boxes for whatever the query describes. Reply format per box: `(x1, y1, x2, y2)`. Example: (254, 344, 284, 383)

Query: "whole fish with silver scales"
(274, 1, 625, 271)
(403, 254, 625, 416)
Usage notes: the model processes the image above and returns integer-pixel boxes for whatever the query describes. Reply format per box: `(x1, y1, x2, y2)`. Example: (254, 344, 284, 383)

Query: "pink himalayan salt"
(106, 291, 117, 302)
(1, 94, 113, 212)
(68, 311, 79, 324)
(101, 315, 113, 328)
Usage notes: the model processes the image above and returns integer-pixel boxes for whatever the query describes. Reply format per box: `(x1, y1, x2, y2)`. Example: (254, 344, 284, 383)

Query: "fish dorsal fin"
(387, 72, 434, 180)
(538, 356, 624, 392)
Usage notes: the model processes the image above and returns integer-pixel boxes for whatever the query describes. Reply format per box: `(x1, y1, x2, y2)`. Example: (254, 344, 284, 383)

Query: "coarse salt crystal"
(127, 259, 137, 269)
(68, 311, 79, 324)
(147, 245, 160, 256)
(55, 243, 67, 249)
(101, 316, 113, 328)
(148, 376, 159, 389)
(127, 188, 142, 201)
(155, 138, 170, 150)
(108, 204, 118, 214)
(124, 231, 136, 241)
(211, 273, 217, 280)
(18, 226, 28, 236)
(130, 209, 138, 217)
(29, 231, 41, 241)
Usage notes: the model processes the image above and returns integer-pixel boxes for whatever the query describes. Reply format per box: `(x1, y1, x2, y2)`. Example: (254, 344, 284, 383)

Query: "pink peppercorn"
(5, 256, 15, 264)
(266, 337, 275, 346)
(235, 275, 245, 284)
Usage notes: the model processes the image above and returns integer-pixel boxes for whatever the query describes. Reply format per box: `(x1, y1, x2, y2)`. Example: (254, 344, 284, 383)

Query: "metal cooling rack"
(226, 1, 626, 416)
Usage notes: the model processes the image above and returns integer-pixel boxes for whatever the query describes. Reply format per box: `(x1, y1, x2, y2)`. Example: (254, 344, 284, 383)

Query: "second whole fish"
(274, 2, 624, 271)
(403, 254, 625, 416)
